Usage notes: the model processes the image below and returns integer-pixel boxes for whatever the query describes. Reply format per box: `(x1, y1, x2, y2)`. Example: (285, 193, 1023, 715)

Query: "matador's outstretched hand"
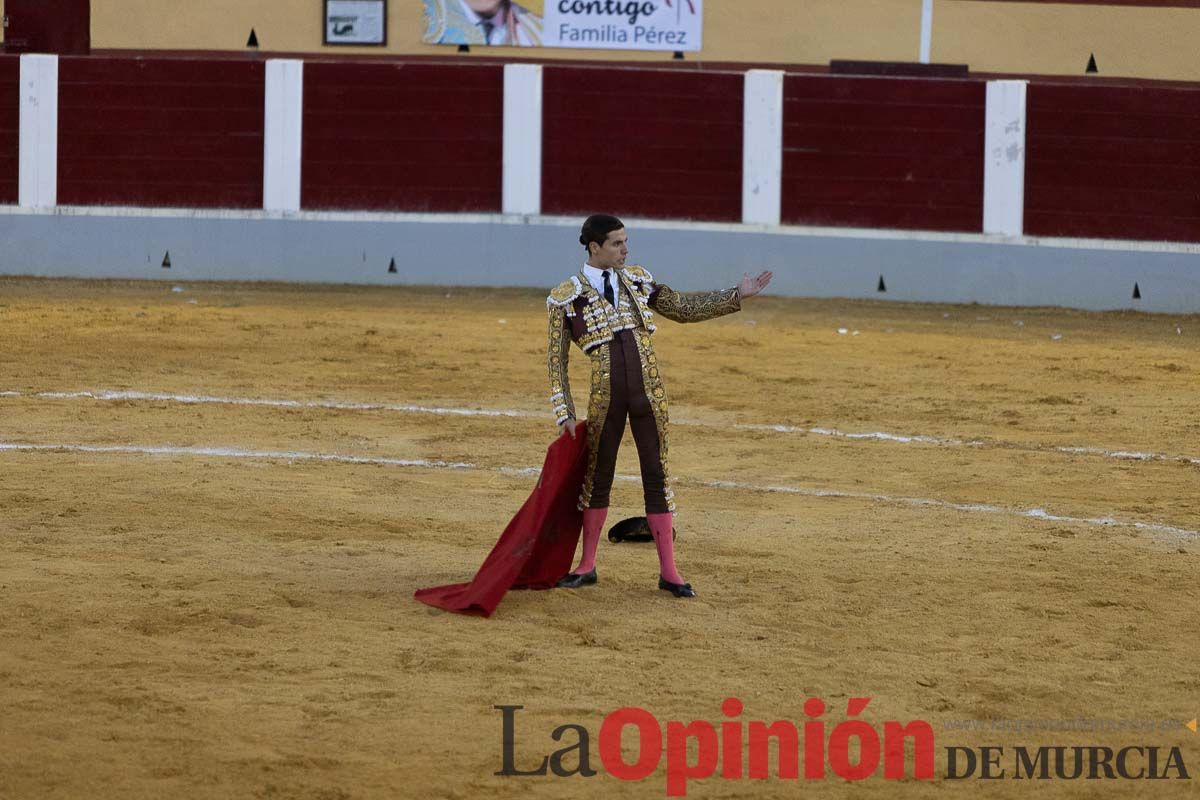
(738, 270, 774, 299)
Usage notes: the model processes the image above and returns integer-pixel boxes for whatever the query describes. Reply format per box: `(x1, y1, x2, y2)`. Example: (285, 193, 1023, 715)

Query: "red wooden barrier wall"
(2, 0, 90, 55)
(8, 53, 1200, 246)
(56, 57, 264, 208)
(302, 62, 503, 212)
(781, 75, 985, 233)
(0, 57, 19, 205)
(541, 66, 743, 222)
(1025, 83, 1200, 242)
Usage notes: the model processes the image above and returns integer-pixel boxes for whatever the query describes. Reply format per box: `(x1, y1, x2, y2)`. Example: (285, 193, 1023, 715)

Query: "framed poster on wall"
(324, 0, 387, 45)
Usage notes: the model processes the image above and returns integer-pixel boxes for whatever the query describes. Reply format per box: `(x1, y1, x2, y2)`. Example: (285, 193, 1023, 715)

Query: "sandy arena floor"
(0, 276, 1197, 799)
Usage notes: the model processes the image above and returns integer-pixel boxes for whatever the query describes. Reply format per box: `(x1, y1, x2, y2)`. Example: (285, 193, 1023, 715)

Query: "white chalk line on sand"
(699, 478, 1198, 539)
(0, 442, 476, 470)
(1, 439, 1195, 540)
(5, 388, 1200, 468)
(24, 389, 532, 418)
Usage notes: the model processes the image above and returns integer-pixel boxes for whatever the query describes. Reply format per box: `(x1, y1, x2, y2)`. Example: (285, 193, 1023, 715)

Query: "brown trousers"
(586, 329, 669, 513)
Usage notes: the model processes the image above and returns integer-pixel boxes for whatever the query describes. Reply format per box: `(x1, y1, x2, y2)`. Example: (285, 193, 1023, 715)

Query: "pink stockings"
(647, 512, 685, 585)
(572, 508, 685, 585)
(570, 507, 607, 575)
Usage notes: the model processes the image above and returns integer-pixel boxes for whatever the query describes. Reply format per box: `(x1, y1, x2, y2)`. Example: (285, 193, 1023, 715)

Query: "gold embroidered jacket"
(545, 265, 741, 512)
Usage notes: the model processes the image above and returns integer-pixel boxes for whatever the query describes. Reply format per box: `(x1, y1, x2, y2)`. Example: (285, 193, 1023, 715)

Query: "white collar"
(581, 263, 622, 308)
(582, 262, 618, 280)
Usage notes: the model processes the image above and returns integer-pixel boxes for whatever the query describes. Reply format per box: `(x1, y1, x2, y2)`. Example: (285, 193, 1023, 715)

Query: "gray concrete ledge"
(0, 207, 1197, 313)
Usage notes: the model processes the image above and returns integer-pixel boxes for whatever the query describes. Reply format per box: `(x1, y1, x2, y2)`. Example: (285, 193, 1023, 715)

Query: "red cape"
(413, 421, 588, 617)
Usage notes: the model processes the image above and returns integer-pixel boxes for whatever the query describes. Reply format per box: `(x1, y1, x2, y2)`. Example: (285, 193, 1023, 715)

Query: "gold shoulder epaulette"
(547, 276, 583, 306)
(621, 265, 654, 283)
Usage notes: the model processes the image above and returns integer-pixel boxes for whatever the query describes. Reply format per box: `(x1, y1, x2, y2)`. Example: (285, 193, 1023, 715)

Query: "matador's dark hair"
(579, 214, 624, 253)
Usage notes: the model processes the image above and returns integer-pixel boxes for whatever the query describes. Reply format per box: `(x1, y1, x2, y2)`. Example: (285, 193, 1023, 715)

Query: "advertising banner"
(544, 0, 702, 51)
(422, 1, 702, 51)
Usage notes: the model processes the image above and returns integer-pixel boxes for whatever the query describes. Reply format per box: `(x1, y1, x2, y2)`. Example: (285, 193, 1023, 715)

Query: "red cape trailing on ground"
(413, 422, 588, 617)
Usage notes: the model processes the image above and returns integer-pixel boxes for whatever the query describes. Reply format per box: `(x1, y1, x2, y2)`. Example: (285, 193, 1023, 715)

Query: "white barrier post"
(264, 59, 304, 213)
(919, 0, 933, 64)
(742, 69, 784, 227)
(18, 54, 59, 209)
(503, 63, 542, 216)
(983, 80, 1028, 237)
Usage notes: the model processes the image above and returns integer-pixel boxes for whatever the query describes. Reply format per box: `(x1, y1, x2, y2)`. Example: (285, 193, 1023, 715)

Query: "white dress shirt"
(581, 263, 622, 311)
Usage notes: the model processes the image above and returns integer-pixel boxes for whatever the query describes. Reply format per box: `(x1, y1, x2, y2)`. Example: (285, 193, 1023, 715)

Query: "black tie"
(602, 271, 616, 307)
(481, 20, 495, 44)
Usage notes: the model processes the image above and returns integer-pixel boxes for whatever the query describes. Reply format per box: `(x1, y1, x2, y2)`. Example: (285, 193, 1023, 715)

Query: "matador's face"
(589, 228, 629, 270)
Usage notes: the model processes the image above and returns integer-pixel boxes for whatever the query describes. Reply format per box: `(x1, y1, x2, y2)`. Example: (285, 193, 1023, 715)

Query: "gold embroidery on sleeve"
(547, 305, 575, 424)
(650, 285, 741, 323)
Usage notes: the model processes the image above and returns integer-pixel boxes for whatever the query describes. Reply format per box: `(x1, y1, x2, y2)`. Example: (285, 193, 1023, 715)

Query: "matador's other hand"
(738, 270, 774, 299)
(559, 418, 577, 439)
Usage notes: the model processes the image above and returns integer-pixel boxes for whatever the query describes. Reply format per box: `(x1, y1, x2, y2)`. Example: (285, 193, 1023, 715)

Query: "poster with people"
(422, 0, 703, 52)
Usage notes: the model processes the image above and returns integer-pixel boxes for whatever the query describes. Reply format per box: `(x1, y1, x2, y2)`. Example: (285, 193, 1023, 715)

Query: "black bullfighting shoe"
(556, 569, 598, 589)
(658, 577, 697, 598)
